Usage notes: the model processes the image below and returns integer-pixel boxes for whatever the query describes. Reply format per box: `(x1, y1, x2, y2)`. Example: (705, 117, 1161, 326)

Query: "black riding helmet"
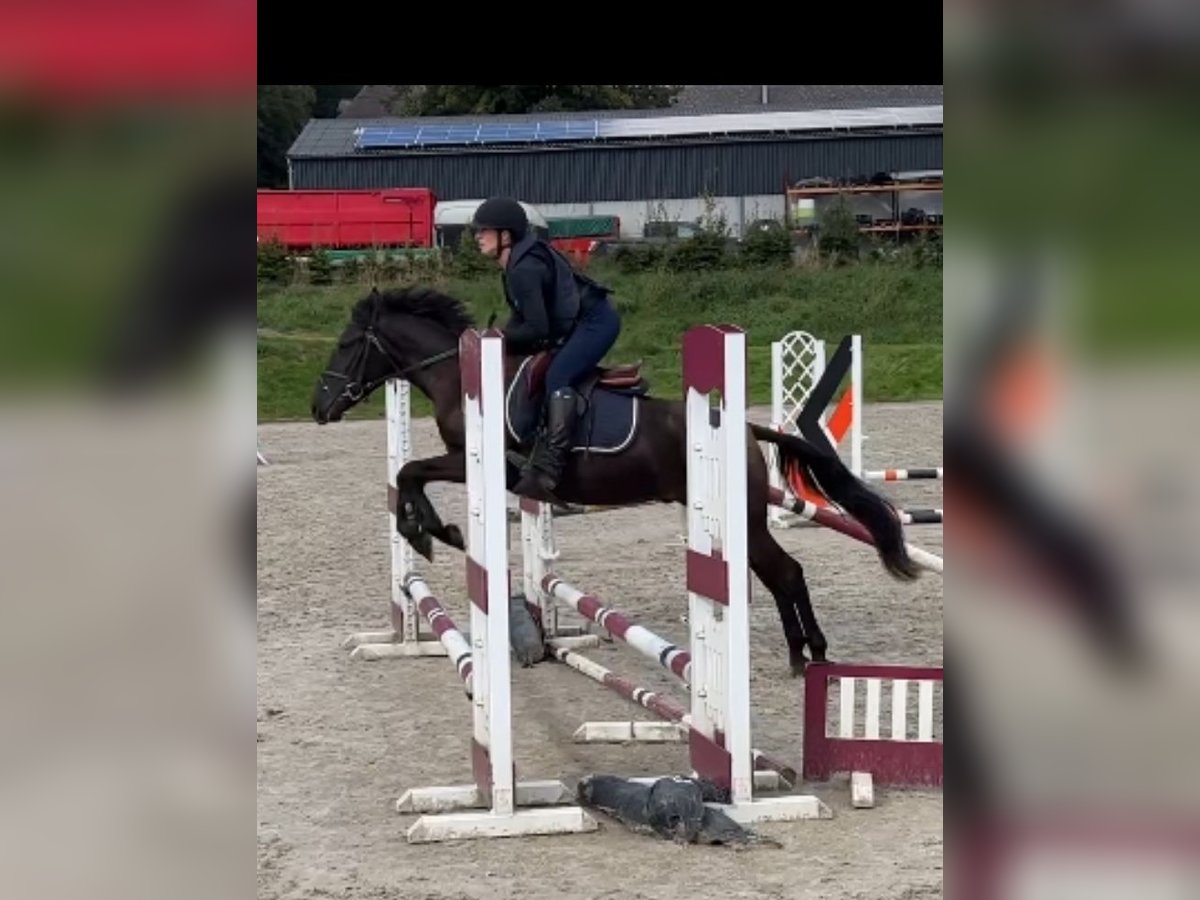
(471, 196, 528, 240)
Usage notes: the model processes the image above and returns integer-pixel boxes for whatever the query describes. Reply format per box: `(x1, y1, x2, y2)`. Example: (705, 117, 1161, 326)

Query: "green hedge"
(258, 259, 942, 422)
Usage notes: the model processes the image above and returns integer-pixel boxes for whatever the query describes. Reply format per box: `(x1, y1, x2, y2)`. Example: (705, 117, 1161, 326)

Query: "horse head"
(311, 285, 474, 424)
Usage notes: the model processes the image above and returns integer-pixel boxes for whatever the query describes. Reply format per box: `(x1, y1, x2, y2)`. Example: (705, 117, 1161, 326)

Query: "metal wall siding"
(291, 134, 941, 203)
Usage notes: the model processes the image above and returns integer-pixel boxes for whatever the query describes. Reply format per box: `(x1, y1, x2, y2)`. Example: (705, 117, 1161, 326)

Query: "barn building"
(287, 85, 943, 238)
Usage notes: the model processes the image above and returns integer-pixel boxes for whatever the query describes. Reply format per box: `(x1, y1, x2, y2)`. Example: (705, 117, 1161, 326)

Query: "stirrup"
(512, 467, 563, 504)
(515, 435, 566, 495)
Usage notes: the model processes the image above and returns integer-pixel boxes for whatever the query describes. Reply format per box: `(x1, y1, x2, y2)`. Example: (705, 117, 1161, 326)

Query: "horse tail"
(751, 424, 921, 581)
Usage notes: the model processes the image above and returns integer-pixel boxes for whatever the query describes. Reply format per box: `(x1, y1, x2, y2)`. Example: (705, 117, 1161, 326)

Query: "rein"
(320, 324, 460, 404)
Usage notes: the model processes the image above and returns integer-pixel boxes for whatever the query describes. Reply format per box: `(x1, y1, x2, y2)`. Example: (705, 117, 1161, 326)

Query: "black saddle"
(505, 350, 650, 454)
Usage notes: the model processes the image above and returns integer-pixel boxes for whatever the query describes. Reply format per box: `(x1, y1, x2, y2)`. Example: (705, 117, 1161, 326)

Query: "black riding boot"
(512, 387, 578, 498)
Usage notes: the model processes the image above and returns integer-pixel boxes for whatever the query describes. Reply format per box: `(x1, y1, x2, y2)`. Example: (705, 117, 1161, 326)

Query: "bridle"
(317, 307, 458, 408)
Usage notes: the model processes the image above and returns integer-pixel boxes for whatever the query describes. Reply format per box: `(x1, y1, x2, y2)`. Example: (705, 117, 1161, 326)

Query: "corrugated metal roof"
(671, 84, 943, 113)
(291, 103, 942, 158)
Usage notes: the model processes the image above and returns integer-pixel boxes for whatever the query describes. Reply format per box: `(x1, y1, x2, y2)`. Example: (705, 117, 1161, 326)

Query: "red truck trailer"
(256, 188, 437, 249)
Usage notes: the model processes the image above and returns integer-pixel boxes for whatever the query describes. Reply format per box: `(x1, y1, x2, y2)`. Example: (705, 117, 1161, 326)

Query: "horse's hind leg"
(748, 519, 828, 675)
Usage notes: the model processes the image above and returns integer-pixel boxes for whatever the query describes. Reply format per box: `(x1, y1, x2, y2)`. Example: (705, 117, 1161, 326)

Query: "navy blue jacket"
(501, 234, 610, 353)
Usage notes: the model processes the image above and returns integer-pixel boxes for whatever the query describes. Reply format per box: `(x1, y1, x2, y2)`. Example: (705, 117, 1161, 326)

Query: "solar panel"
(353, 106, 940, 152)
(356, 117, 616, 150)
(355, 127, 420, 149)
(564, 121, 599, 138)
(596, 119, 648, 139)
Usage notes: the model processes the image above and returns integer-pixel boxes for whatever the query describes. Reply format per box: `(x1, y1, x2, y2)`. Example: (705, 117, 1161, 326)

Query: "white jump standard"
(342, 380, 462, 660)
(394, 329, 597, 843)
(527, 324, 829, 825)
(682, 324, 816, 821)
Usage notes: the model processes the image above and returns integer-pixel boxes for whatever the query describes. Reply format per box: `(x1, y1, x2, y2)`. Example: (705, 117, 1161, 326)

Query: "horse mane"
(353, 286, 477, 337)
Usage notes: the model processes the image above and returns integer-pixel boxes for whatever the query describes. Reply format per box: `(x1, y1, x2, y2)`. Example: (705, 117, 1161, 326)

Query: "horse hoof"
(444, 524, 464, 550)
(413, 534, 434, 562)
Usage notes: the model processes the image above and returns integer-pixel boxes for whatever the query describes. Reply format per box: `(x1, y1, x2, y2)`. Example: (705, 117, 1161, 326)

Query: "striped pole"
(548, 642, 686, 723)
(898, 508, 943, 526)
(405, 576, 473, 696)
(547, 641, 798, 787)
(864, 467, 943, 481)
(542, 575, 693, 683)
(767, 487, 944, 575)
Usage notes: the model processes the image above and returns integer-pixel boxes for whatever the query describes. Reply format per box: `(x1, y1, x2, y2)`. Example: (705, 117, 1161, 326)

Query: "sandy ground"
(257, 402, 943, 900)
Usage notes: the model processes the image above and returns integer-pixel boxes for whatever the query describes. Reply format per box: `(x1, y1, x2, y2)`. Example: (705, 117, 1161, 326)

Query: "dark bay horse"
(312, 287, 921, 674)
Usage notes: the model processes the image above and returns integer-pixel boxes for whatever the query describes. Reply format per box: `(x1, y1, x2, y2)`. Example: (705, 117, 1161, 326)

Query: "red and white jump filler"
(803, 661, 943, 807)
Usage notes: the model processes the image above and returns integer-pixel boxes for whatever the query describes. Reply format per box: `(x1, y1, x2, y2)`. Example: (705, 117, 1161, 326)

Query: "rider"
(471, 196, 621, 497)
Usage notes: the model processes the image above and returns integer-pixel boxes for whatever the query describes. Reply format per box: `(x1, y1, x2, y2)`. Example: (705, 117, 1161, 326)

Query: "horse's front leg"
(396, 452, 466, 561)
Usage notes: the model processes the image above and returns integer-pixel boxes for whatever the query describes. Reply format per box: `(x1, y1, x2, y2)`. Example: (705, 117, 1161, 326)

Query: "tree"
(816, 194, 862, 263)
(740, 219, 793, 268)
(396, 85, 683, 116)
(257, 85, 315, 188)
(312, 85, 363, 118)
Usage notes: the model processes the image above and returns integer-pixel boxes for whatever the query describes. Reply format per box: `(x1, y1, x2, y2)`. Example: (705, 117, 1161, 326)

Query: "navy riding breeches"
(544, 299, 621, 397)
